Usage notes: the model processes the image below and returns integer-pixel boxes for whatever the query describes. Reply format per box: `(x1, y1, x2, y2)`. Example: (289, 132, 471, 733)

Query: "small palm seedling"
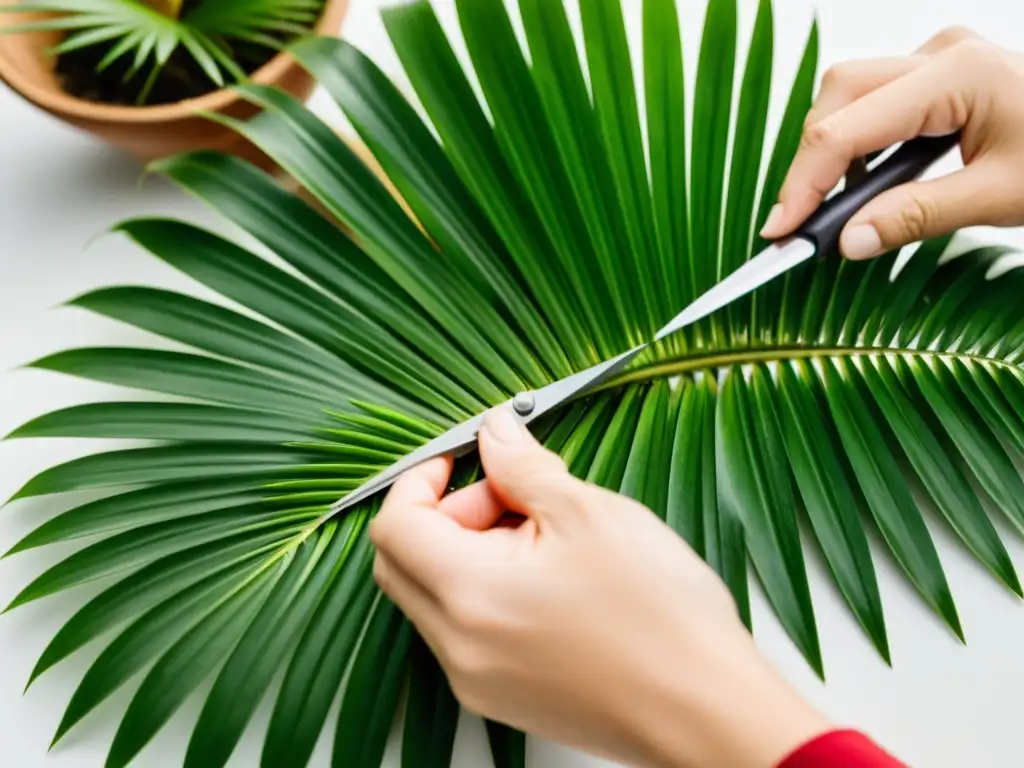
(0, 0, 326, 105)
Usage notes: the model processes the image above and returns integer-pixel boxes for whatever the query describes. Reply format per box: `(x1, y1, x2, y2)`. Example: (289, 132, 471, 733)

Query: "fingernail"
(760, 203, 785, 236)
(485, 408, 526, 443)
(840, 224, 883, 260)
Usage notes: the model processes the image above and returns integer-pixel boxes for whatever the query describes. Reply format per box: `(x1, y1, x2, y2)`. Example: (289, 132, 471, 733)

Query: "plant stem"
(597, 346, 1023, 391)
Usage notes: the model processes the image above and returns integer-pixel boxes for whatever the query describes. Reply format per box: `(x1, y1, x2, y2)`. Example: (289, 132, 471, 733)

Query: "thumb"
(839, 163, 999, 260)
(477, 407, 586, 529)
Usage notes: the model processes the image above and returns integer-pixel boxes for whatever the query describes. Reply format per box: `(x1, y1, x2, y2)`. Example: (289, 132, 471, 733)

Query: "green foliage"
(6, 0, 1024, 766)
(0, 0, 325, 104)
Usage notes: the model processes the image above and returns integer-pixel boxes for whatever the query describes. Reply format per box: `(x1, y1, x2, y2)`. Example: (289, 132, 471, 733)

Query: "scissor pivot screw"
(512, 392, 536, 417)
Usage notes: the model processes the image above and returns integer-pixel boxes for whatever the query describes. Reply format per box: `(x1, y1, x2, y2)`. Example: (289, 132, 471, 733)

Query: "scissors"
(329, 131, 961, 516)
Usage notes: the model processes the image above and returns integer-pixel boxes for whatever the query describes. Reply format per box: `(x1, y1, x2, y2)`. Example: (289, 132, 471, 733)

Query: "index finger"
(381, 454, 453, 509)
(368, 455, 473, 594)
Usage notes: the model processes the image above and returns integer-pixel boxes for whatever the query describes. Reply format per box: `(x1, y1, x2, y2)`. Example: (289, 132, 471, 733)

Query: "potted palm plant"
(0, 0, 350, 163)
(5, 0, 1024, 766)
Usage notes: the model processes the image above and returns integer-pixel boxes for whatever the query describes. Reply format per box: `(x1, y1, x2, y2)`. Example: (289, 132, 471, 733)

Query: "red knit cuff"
(777, 729, 907, 768)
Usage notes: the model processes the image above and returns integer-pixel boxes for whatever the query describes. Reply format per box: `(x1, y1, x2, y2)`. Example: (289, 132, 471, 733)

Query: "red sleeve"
(776, 729, 907, 768)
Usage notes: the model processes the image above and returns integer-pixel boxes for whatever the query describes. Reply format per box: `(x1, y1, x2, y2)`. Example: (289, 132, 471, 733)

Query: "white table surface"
(5, 1, 1024, 766)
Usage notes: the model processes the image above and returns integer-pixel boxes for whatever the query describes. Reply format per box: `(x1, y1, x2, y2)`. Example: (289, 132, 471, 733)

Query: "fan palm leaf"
(6, 0, 1024, 766)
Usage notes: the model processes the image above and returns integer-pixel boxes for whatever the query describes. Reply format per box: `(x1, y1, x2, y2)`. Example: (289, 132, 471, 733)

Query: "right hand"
(370, 409, 831, 768)
(760, 26, 1024, 260)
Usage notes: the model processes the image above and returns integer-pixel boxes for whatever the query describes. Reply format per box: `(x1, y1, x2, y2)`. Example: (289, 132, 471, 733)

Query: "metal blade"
(327, 236, 817, 518)
(525, 347, 643, 418)
(653, 237, 818, 343)
(327, 402, 507, 517)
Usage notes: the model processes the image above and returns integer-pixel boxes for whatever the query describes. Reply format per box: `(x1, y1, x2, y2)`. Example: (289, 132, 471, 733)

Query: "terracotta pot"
(0, 0, 350, 166)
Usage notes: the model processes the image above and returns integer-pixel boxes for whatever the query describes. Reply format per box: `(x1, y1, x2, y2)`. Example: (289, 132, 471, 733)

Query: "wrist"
(628, 629, 833, 768)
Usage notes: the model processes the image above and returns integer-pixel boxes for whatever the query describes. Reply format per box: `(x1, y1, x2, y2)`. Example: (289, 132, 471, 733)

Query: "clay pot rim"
(0, 0, 349, 124)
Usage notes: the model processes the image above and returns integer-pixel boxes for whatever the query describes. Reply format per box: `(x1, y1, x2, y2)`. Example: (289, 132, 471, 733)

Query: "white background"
(4, 0, 1024, 766)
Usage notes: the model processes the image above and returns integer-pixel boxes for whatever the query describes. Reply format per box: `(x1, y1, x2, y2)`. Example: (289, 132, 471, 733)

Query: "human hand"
(760, 26, 1024, 260)
(370, 408, 831, 768)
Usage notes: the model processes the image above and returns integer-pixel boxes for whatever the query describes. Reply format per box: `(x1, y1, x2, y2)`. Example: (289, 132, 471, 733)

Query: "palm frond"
(7, 1, 1024, 767)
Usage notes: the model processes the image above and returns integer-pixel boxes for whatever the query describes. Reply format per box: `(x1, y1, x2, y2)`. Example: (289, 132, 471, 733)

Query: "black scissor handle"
(795, 132, 962, 255)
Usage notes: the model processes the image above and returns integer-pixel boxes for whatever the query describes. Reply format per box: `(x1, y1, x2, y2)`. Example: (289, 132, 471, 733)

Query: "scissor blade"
(653, 236, 818, 343)
(526, 347, 642, 421)
(327, 350, 646, 517)
(327, 236, 817, 518)
(327, 351, 642, 517)
(327, 404, 504, 517)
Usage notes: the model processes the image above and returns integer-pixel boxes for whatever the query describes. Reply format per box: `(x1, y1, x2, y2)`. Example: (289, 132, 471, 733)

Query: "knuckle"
(820, 63, 853, 92)
(930, 25, 980, 50)
(425, 564, 458, 596)
(442, 586, 483, 625)
(919, 80, 973, 133)
(445, 637, 494, 681)
(941, 88, 972, 131)
(819, 65, 840, 91)
(799, 115, 847, 155)
(886, 195, 939, 242)
(802, 107, 825, 129)
(445, 589, 501, 634)
(949, 37, 1004, 71)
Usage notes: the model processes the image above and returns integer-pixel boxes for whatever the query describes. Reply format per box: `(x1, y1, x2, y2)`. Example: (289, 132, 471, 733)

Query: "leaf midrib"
(599, 346, 1021, 391)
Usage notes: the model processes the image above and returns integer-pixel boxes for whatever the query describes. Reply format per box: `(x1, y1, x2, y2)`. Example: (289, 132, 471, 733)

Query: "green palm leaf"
(7, 1, 1024, 766)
